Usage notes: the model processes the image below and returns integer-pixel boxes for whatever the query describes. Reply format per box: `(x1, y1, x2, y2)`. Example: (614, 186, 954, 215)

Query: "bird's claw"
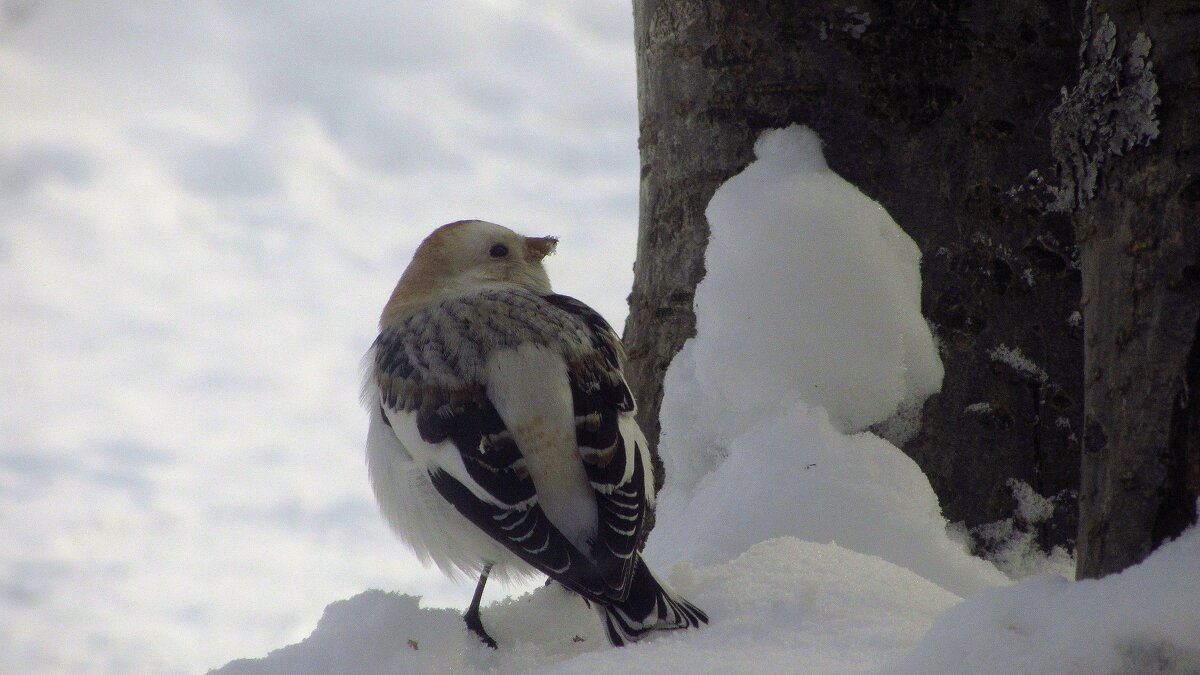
(464, 610, 498, 649)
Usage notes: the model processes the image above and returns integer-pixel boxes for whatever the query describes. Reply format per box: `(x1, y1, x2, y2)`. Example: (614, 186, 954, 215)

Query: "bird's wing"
(372, 290, 613, 601)
(542, 294, 656, 601)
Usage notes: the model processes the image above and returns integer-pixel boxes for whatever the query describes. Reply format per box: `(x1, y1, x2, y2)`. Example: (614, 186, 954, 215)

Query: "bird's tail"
(599, 556, 708, 647)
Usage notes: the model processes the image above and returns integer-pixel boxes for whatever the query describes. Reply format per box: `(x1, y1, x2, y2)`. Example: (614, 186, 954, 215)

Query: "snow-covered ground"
(6, 4, 1199, 675)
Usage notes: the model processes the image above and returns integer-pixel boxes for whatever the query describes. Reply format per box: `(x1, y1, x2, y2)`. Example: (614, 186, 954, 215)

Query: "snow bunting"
(362, 220, 707, 647)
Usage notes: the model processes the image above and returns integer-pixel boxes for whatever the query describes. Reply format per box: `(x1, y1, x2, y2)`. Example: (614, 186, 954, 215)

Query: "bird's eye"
(489, 243, 509, 258)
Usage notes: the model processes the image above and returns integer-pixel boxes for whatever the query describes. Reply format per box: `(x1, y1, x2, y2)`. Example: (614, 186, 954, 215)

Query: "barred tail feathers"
(599, 556, 708, 647)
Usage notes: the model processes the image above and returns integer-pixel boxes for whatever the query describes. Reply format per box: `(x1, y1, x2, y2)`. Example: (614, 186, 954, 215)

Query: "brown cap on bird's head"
(381, 220, 558, 326)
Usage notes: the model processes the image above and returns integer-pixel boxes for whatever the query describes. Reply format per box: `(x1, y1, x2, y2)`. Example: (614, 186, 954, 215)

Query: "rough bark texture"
(627, 0, 1086, 552)
(1068, 0, 1200, 579)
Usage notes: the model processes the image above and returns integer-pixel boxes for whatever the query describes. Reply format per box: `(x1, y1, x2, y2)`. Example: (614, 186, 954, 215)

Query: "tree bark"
(627, 0, 1085, 553)
(1067, 0, 1200, 579)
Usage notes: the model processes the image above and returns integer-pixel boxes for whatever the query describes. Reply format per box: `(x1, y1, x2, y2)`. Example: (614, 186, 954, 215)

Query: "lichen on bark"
(1049, 5, 1160, 212)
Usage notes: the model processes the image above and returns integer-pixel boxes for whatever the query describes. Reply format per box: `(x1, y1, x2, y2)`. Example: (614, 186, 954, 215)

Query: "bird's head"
(381, 220, 558, 324)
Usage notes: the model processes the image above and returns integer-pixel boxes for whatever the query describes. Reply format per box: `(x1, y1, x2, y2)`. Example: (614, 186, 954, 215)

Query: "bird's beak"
(525, 236, 558, 260)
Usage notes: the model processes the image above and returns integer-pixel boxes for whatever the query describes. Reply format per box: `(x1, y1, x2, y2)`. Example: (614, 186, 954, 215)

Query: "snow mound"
(212, 537, 959, 675)
(209, 584, 607, 675)
(210, 592, 470, 675)
(887, 521, 1200, 675)
(652, 125, 1002, 598)
(648, 398, 1005, 598)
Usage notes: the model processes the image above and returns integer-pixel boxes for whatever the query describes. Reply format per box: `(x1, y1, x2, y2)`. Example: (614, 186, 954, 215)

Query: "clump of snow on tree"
(689, 126, 943, 437)
(987, 343, 1050, 383)
(649, 125, 1000, 600)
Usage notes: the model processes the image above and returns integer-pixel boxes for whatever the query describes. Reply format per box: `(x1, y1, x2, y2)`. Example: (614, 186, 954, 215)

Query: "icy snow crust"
(218, 127, 1200, 674)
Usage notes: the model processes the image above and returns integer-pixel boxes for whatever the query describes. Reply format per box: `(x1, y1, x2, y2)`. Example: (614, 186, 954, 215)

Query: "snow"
(215, 538, 960, 675)
(690, 127, 943, 438)
(649, 395, 1004, 598)
(987, 343, 1050, 383)
(970, 480, 1076, 581)
(1008, 479, 1056, 525)
(648, 127, 996, 601)
(890, 524, 1200, 675)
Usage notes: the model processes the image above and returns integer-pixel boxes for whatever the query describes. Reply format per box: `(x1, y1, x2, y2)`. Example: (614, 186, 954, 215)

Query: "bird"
(362, 219, 707, 648)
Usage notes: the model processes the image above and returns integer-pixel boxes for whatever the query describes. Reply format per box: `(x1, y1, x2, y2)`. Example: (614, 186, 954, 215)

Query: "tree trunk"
(1065, 0, 1200, 579)
(627, 0, 1085, 553)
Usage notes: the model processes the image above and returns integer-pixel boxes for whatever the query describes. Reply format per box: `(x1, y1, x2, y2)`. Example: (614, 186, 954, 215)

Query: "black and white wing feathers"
(542, 294, 653, 601)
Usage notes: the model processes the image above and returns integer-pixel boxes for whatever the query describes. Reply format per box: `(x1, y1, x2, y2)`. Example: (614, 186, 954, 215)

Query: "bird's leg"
(464, 563, 498, 649)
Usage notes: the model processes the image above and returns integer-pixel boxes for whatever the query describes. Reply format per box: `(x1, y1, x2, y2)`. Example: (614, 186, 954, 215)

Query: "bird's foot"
(464, 609, 498, 649)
